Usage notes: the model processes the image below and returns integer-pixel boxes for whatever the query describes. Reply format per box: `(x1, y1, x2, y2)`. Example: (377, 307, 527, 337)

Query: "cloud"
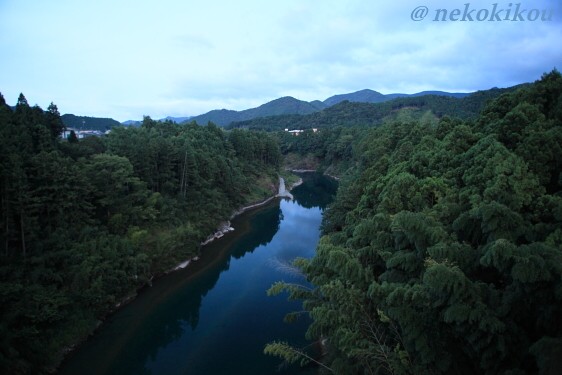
(0, 0, 560, 120)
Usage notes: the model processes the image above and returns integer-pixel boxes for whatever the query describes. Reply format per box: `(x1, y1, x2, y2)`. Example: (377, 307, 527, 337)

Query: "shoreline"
(196, 175, 305, 249)
(56, 175, 302, 371)
(288, 168, 341, 181)
(289, 177, 303, 189)
(195, 195, 277, 249)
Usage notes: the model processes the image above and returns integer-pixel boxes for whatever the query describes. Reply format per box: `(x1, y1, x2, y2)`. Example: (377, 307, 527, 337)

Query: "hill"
(189, 89, 472, 127)
(189, 96, 326, 126)
(403, 90, 469, 98)
(121, 116, 192, 127)
(61, 114, 121, 131)
(323, 89, 388, 106)
(122, 120, 142, 126)
(161, 116, 192, 123)
(323, 88, 470, 106)
(228, 85, 525, 131)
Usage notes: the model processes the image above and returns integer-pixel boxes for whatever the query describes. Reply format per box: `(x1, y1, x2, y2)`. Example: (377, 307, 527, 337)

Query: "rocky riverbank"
(199, 176, 295, 248)
(200, 221, 235, 246)
(289, 169, 340, 181)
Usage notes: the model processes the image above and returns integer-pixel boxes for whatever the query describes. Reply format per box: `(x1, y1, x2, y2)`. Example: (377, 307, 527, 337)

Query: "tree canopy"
(269, 70, 562, 374)
(0, 102, 281, 374)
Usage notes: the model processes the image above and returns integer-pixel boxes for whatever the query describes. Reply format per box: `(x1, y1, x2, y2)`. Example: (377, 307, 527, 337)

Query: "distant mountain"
(190, 96, 326, 126)
(406, 90, 469, 98)
(120, 116, 192, 127)
(153, 88, 473, 127)
(187, 109, 237, 126)
(323, 89, 470, 107)
(188, 89, 474, 127)
(384, 90, 470, 100)
(160, 116, 192, 123)
(122, 120, 142, 126)
(324, 89, 387, 106)
(121, 120, 142, 126)
(309, 100, 327, 109)
(61, 114, 121, 131)
(228, 85, 525, 131)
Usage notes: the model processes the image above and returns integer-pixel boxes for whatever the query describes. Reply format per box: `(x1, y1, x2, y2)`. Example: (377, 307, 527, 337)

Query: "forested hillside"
(61, 114, 121, 131)
(0, 94, 281, 374)
(272, 85, 522, 174)
(189, 96, 326, 127)
(1, 71, 559, 374)
(229, 85, 524, 132)
(268, 71, 562, 374)
(191, 89, 475, 129)
(322, 89, 469, 107)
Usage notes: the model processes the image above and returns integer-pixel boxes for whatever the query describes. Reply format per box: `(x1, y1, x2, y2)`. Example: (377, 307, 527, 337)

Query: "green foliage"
(60, 114, 120, 131)
(529, 337, 562, 375)
(0, 100, 282, 374)
(271, 71, 562, 374)
(264, 341, 335, 373)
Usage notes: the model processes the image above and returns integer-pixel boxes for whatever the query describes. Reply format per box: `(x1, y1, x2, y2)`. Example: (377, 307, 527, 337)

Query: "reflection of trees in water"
(292, 173, 338, 210)
(99, 262, 223, 374)
(231, 205, 282, 259)
(63, 178, 333, 375)
(94, 204, 284, 375)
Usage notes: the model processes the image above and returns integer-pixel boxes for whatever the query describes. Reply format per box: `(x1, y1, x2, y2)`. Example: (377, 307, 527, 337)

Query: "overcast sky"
(1, 0, 560, 121)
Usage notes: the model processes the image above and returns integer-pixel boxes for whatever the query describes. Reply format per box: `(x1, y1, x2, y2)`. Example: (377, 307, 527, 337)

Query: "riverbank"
(58, 173, 337, 375)
(289, 168, 341, 181)
(289, 177, 303, 190)
(56, 175, 304, 372)
(54, 175, 283, 371)
(197, 176, 296, 249)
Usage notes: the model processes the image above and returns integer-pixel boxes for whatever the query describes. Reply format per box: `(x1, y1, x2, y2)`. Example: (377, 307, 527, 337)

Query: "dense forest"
(0, 94, 281, 374)
(267, 71, 562, 374)
(1, 70, 559, 374)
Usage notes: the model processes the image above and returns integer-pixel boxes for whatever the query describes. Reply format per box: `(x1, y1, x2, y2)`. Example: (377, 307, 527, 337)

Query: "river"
(58, 173, 337, 375)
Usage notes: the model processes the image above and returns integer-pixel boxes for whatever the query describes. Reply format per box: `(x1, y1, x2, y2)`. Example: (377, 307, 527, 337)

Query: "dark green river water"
(59, 173, 337, 375)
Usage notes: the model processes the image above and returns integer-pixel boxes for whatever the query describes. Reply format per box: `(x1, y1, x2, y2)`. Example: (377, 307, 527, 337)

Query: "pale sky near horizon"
(1, 0, 561, 122)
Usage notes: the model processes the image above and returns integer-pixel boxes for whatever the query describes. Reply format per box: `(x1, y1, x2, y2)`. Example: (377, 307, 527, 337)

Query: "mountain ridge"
(61, 88, 474, 129)
(187, 89, 472, 126)
(227, 85, 526, 131)
(188, 96, 324, 126)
